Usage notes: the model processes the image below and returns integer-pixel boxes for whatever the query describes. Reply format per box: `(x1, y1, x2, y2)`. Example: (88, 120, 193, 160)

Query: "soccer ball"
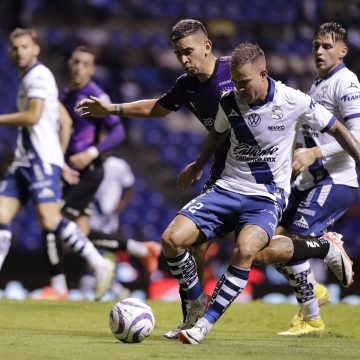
(109, 298, 155, 343)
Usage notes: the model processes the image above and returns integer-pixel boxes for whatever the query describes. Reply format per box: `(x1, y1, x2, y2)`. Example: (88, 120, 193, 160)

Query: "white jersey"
(90, 157, 135, 234)
(214, 78, 335, 201)
(295, 64, 360, 190)
(15, 62, 63, 170)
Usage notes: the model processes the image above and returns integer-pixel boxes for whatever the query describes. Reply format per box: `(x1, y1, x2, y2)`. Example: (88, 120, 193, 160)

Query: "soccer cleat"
(322, 232, 354, 288)
(290, 283, 330, 327)
(278, 317, 325, 336)
(184, 293, 210, 328)
(161, 322, 186, 340)
(179, 317, 212, 344)
(141, 241, 162, 275)
(32, 286, 68, 301)
(94, 258, 115, 300)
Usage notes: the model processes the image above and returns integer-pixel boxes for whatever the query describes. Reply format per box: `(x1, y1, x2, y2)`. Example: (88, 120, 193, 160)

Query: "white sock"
(127, 239, 149, 258)
(50, 274, 68, 294)
(0, 229, 12, 271)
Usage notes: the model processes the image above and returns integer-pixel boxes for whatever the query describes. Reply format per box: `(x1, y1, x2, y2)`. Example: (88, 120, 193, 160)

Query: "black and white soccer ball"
(109, 298, 155, 343)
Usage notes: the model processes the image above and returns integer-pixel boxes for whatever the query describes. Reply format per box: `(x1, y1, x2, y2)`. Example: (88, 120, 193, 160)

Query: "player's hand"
(69, 149, 97, 170)
(177, 162, 203, 190)
(62, 163, 80, 185)
(292, 147, 321, 176)
(75, 95, 112, 118)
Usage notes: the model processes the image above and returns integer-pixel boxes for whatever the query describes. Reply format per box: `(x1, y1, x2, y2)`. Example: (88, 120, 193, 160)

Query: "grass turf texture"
(0, 300, 359, 360)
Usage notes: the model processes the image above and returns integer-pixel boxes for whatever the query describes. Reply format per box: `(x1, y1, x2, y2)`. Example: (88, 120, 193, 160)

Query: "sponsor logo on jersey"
(186, 89, 195, 94)
(233, 143, 279, 162)
(340, 92, 360, 102)
(271, 106, 283, 120)
(247, 113, 261, 127)
(302, 124, 319, 138)
(38, 187, 55, 199)
(297, 208, 316, 216)
(309, 98, 317, 109)
(268, 125, 285, 132)
(293, 216, 309, 229)
(219, 79, 233, 86)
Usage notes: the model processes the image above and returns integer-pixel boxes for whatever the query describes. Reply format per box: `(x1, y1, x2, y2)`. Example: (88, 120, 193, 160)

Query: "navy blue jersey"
(158, 57, 234, 178)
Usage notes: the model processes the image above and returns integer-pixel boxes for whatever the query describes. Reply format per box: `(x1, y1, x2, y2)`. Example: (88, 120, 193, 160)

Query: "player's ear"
(204, 39, 212, 56)
(339, 45, 348, 60)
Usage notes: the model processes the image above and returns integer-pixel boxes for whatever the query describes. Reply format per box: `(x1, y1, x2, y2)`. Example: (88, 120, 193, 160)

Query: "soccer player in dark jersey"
(76, 20, 355, 338)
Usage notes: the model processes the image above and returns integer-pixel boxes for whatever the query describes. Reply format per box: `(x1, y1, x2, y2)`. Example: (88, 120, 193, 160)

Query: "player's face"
(312, 35, 348, 78)
(9, 34, 39, 71)
(230, 62, 268, 104)
(68, 51, 95, 89)
(172, 33, 211, 77)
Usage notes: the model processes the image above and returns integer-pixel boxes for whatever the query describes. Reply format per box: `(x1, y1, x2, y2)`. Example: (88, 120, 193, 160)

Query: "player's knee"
(161, 226, 185, 251)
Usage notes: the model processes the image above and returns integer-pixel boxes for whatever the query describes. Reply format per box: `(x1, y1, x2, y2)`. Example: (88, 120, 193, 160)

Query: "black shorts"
(62, 160, 104, 218)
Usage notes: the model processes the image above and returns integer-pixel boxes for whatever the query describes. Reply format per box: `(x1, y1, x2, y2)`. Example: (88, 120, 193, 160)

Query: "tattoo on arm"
(114, 104, 123, 116)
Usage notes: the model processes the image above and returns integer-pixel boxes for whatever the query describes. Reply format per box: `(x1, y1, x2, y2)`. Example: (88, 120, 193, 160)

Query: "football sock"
(0, 224, 11, 271)
(55, 219, 105, 270)
(166, 250, 203, 300)
(44, 231, 64, 276)
(88, 230, 129, 251)
(290, 237, 330, 262)
(281, 260, 319, 320)
(50, 274, 68, 294)
(179, 286, 189, 322)
(204, 265, 249, 324)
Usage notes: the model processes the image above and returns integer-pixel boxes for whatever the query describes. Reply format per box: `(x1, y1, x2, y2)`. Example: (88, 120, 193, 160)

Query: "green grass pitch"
(0, 300, 359, 360)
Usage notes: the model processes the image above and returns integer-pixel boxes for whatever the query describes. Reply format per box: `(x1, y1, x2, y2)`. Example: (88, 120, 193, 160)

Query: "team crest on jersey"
(247, 113, 261, 127)
(271, 106, 283, 120)
(319, 85, 328, 97)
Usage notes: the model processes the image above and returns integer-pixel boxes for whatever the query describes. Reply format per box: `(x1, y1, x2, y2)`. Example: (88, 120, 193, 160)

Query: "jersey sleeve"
(157, 75, 186, 111)
(214, 103, 230, 133)
(298, 91, 336, 133)
(24, 71, 47, 100)
(337, 72, 360, 124)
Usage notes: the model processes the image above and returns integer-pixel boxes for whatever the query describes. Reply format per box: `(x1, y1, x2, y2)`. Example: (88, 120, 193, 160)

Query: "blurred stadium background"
(0, 0, 359, 302)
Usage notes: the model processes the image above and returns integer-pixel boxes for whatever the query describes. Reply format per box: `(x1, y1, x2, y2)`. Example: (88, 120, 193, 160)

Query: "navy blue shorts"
(178, 185, 286, 242)
(280, 183, 358, 237)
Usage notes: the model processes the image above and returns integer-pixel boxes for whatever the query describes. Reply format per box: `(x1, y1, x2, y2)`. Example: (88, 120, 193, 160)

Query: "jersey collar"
(314, 63, 346, 86)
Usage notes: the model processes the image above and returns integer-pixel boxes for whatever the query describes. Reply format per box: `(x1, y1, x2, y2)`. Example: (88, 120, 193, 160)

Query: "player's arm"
(116, 185, 135, 214)
(58, 102, 73, 153)
(0, 98, 44, 126)
(178, 104, 229, 189)
(75, 96, 171, 118)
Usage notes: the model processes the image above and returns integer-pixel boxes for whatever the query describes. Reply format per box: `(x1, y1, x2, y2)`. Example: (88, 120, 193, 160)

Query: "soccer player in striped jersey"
(0, 29, 114, 301)
(76, 20, 357, 339)
(167, 42, 360, 344)
(273, 22, 360, 336)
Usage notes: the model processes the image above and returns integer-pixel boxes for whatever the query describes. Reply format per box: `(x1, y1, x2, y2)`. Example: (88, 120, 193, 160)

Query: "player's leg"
(0, 196, 22, 270)
(179, 194, 278, 344)
(161, 239, 210, 340)
(276, 184, 356, 336)
(89, 230, 161, 275)
(0, 168, 25, 271)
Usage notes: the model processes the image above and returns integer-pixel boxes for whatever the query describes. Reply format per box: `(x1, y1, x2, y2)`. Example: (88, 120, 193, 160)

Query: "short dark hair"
(170, 19, 208, 42)
(314, 22, 348, 46)
(230, 42, 265, 70)
(9, 28, 39, 44)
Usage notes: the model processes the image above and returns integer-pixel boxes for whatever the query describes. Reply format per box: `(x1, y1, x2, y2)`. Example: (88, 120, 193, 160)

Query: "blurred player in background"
(272, 22, 360, 336)
(76, 19, 355, 338)
(171, 42, 360, 345)
(0, 29, 114, 301)
(89, 154, 161, 276)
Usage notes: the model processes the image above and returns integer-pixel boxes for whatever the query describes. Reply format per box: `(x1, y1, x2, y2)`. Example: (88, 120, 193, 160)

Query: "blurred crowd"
(0, 0, 359, 298)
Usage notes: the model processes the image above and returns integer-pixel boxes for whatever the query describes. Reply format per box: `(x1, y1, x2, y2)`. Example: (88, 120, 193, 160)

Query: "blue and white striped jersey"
(295, 64, 360, 190)
(214, 78, 335, 201)
(15, 62, 64, 171)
